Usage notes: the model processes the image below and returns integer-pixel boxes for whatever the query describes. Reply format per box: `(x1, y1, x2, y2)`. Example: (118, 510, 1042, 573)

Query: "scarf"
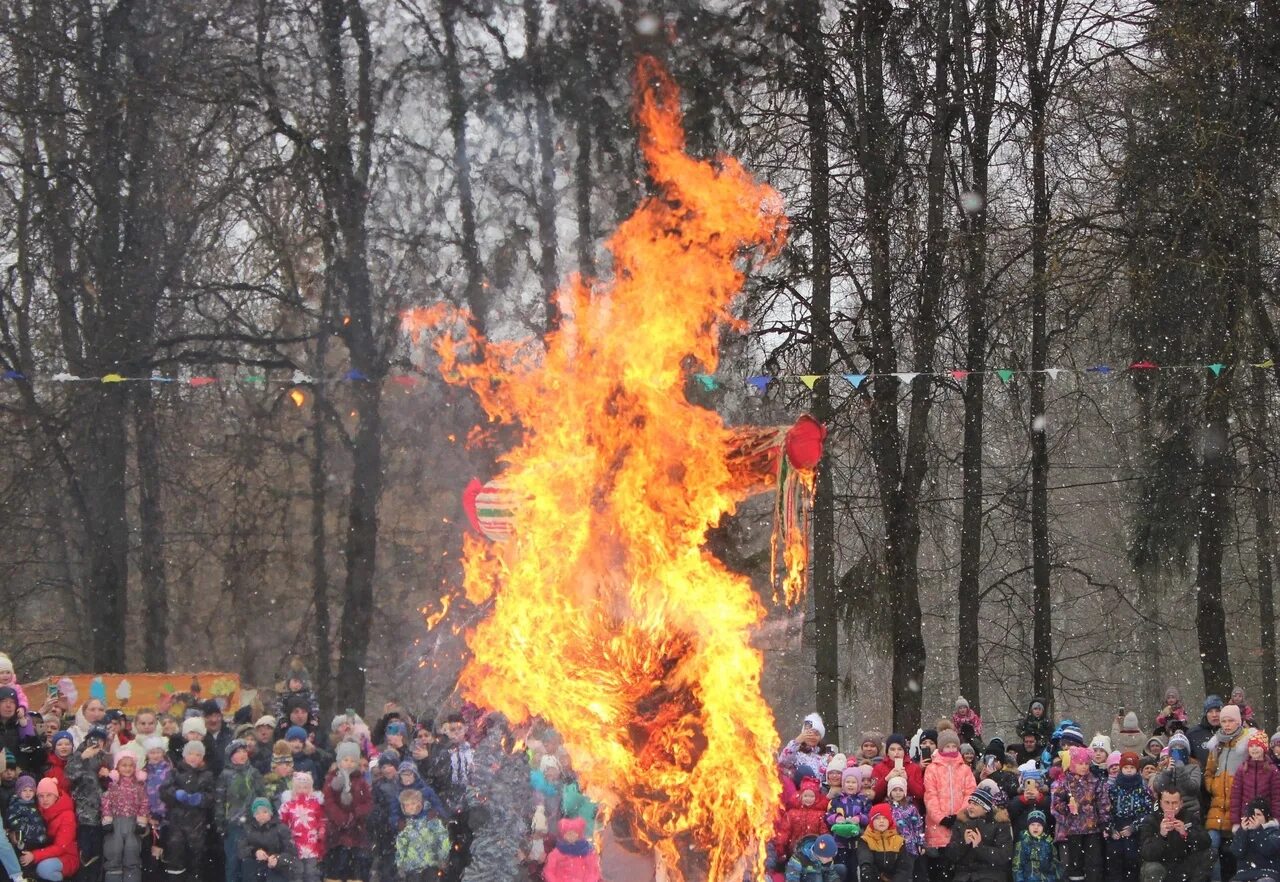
(555, 838, 593, 857)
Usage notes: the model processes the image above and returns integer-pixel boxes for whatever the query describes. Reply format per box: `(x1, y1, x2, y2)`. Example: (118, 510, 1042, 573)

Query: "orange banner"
(25, 672, 241, 718)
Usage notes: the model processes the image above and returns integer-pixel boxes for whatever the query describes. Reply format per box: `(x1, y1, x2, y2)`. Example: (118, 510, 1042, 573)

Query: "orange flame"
(427, 57, 789, 881)
(424, 593, 454, 632)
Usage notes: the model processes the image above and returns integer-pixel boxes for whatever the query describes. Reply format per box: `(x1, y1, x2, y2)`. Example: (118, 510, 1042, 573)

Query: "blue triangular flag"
(2, 370, 25, 381)
(343, 369, 369, 382)
(843, 374, 867, 389)
(746, 376, 771, 394)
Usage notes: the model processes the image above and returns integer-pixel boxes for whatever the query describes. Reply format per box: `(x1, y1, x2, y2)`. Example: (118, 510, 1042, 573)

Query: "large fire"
(422, 57, 798, 881)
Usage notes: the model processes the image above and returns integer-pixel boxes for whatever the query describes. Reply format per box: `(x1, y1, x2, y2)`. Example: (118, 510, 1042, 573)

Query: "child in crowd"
(6, 775, 46, 852)
(858, 803, 912, 882)
(543, 817, 600, 882)
(161, 741, 215, 881)
(239, 798, 294, 882)
(217, 739, 265, 882)
(886, 775, 924, 862)
(777, 779, 830, 864)
(1011, 768, 1052, 839)
(827, 766, 869, 870)
(1051, 746, 1110, 882)
(393, 789, 450, 882)
(141, 737, 170, 882)
(1231, 730, 1280, 826)
(322, 743, 371, 882)
(953, 698, 983, 741)
(1106, 752, 1153, 882)
(262, 743, 295, 805)
(102, 746, 149, 882)
(0, 658, 28, 712)
(279, 773, 325, 882)
(274, 665, 321, 729)
(1014, 810, 1059, 882)
(368, 756, 400, 882)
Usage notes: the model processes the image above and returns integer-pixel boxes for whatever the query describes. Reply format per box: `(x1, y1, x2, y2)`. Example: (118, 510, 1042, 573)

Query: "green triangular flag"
(997, 369, 1014, 384)
(1207, 363, 1225, 376)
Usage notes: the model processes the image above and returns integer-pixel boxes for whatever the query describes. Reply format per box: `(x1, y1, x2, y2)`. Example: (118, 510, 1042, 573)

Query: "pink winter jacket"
(923, 751, 976, 849)
(1230, 757, 1280, 826)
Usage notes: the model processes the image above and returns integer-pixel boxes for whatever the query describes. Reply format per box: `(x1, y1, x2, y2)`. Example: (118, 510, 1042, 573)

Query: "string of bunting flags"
(699, 358, 1276, 393)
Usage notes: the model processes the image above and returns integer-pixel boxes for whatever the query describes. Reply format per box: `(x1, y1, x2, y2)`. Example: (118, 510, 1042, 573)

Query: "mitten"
(831, 821, 860, 838)
(187, 792, 203, 807)
(175, 789, 189, 804)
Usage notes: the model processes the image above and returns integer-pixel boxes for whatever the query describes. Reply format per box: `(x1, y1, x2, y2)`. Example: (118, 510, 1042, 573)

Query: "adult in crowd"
(1154, 734, 1202, 825)
(1138, 786, 1211, 882)
(874, 734, 925, 808)
(1203, 703, 1253, 881)
(69, 699, 108, 749)
(23, 778, 78, 882)
(202, 702, 233, 776)
(0, 687, 44, 772)
(1188, 698, 1223, 769)
(924, 729, 977, 882)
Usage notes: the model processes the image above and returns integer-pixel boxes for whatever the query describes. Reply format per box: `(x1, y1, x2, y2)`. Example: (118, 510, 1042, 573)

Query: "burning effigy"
(415, 57, 819, 882)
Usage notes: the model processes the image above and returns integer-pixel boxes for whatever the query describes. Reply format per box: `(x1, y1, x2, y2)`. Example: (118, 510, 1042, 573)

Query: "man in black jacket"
(1187, 698, 1222, 770)
(945, 788, 1013, 882)
(1139, 787, 1212, 882)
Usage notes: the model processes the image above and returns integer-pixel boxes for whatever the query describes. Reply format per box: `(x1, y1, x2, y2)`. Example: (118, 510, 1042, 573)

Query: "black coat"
(944, 812, 1013, 882)
(858, 837, 914, 882)
(161, 761, 216, 836)
(1138, 808, 1212, 882)
(1231, 821, 1280, 882)
(1186, 719, 1219, 769)
(239, 817, 296, 866)
(0, 717, 46, 773)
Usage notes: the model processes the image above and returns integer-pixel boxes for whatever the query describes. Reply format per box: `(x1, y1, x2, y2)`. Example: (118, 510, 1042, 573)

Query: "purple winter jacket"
(1051, 770, 1111, 841)
(1231, 757, 1280, 826)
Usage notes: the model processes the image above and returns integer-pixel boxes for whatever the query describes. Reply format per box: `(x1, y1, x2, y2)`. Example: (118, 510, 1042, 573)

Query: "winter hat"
(960, 743, 976, 758)
(36, 778, 58, 797)
(292, 772, 313, 790)
(272, 740, 294, 760)
(115, 743, 145, 769)
(956, 697, 970, 710)
(228, 739, 249, 761)
(1168, 733, 1191, 754)
(986, 738, 1006, 760)
(0, 656, 13, 674)
(143, 736, 167, 754)
(1090, 734, 1112, 754)
(921, 729, 939, 745)
(52, 731, 73, 749)
(813, 834, 838, 859)
(1147, 736, 1167, 752)
(182, 741, 206, 760)
(397, 761, 418, 775)
(842, 766, 864, 784)
(885, 734, 909, 753)
(803, 713, 826, 740)
(559, 817, 587, 839)
(937, 730, 961, 751)
(886, 774, 908, 796)
(0, 687, 16, 704)
(869, 803, 896, 831)
(1019, 764, 1044, 783)
(285, 726, 308, 743)
(85, 727, 109, 746)
(200, 699, 222, 717)
(1250, 731, 1270, 752)
(828, 754, 848, 773)
(1027, 809, 1047, 827)
(255, 716, 277, 730)
(1068, 746, 1093, 767)
(1139, 756, 1158, 771)
(1271, 732, 1280, 747)
(1106, 751, 1122, 768)
(968, 788, 995, 812)
(1205, 695, 1224, 712)
(1120, 752, 1141, 769)
(540, 754, 561, 774)
(379, 749, 401, 767)
(182, 717, 207, 738)
(1059, 725, 1085, 746)
(861, 730, 884, 749)
(335, 741, 361, 763)
(104, 709, 126, 724)
(15, 775, 34, 793)
(250, 797, 271, 816)
(1122, 711, 1141, 731)
(385, 721, 408, 738)
(1030, 700, 1046, 713)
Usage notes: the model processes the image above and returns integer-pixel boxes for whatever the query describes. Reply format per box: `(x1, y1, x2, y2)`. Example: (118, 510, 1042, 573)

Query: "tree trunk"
(1249, 376, 1277, 729)
(134, 383, 168, 671)
(798, 0, 839, 741)
(1195, 370, 1233, 697)
(1027, 79, 1054, 707)
(83, 385, 130, 671)
(310, 331, 333, 719)
(442, 0, 487, 334)
(955, 0, 998, 713)
(523, 0, 560, 332)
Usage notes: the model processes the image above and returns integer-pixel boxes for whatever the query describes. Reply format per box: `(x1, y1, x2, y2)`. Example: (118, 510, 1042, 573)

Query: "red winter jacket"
(872, 757, 926, 808)
(775, 795, 830, 858)
(323, 768, 372, 848)
(543, 844, 602, 882)
(32, 792, 79, 875)
(44, 753, 70, 795)
(1230, 757, 1280, 826)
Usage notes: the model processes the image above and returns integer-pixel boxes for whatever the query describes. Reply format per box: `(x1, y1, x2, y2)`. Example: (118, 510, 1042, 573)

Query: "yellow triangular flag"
(101, 373, 125, 384)
(800, 375, 820, 390)
(1254, 359, 1275, 369)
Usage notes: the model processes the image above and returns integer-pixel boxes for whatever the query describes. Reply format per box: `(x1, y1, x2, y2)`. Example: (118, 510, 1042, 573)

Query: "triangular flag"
(997, 369, 1014, 384)
(1208, 363, 1225, 376)
(951, 370, 970, 382)
(894, 373, 919, 385)
(1045, 368, 1062, 381)
(746, 376, 771, 394)
(1130, 360, 1158, 370)
(800, 374, 820, 390)
(1087, 365, 1112, 375)
(1253, 359, 1274, 369)
(101, 373, 125, 383)
(51, 373, 76, 383)
(693, 373, 718, 391)
(843, 374, 868, 389)
(2, 370, 24, 381)
(392, 375, 418, 389)
(189, 376, 217, 387)
(291, 370, 314, 384)
(245, 375, 266, 386)
(343, 369, 368, 382)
